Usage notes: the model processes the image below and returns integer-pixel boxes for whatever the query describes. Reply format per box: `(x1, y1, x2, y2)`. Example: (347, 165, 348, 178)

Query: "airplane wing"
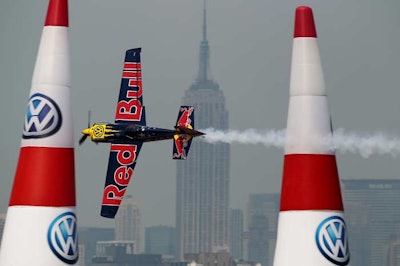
(101, 142, 142, 218)
(101, 48, 146, 218)
(114, 48, 146, 126)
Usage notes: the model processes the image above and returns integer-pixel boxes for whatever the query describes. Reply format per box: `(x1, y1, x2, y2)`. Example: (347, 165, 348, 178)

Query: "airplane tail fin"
(172, 106, 195, 160)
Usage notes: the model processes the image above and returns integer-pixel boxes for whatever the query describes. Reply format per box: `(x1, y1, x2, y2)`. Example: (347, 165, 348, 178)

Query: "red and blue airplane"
(79, 48, 204, 218)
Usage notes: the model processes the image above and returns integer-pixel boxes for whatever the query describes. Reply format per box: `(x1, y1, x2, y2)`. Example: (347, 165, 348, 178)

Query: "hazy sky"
(0, 0, 399, 228)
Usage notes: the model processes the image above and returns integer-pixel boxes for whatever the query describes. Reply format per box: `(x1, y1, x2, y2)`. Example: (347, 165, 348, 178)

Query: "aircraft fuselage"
(81, 123, 204, 144)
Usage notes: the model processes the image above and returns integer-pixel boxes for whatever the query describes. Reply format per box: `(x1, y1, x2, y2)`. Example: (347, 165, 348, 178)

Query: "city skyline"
(74, 182, 400, 265)
(3, 180, 400, 265)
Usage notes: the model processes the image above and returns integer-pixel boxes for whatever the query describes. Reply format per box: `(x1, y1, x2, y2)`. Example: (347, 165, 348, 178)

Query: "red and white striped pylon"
(273, 6, 350, 266)
(0, 0, 78, 265)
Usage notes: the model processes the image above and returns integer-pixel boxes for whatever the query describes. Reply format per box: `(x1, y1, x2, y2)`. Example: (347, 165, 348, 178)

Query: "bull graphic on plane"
(79, 48, 204, 218)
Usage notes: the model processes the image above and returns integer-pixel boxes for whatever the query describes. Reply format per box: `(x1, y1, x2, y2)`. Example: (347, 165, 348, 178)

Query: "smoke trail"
(330, 129, 400, 158)
(200, 128, 400, 158)
(201, 128, 286, 149)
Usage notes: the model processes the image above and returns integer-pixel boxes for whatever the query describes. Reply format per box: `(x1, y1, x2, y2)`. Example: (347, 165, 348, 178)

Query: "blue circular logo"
(23, 93, 62, 139)
(48, 212, 78, 264)
(315, 216, 349, 265)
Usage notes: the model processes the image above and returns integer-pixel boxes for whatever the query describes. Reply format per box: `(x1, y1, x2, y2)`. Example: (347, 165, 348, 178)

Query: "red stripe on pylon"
(9, 147, 75, 206)
(44, 0, 68, 27)
(280, 154, 343, 211)
(293, 6, 317, 38)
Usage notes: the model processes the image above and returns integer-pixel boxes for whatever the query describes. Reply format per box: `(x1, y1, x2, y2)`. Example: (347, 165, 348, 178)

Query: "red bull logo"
(103, 144, 138, 206)
(173, 135, 188, 159)
(173, 106, 195, 160)
(115, 61, 143, 122)
(177, 106, 194, 128)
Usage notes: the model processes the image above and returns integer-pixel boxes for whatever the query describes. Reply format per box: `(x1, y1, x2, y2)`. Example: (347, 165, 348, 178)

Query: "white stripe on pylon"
(21, 26, 73, 148)
(290, 38, 325, 96)
(285, 96, 333, 155)
(32, 27, 70, 87)
(274, 211, 349, 266)
(0, 206, 78, 265)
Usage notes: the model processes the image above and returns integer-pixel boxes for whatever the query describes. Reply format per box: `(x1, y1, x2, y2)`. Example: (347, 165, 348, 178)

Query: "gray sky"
(0, 0, 399, 228)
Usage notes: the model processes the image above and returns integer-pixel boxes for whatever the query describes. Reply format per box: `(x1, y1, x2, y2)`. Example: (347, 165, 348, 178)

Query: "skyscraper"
(230, 209, 244, 260)
(115, 195, 142, 254)
(176, 0, 230, 258)
(247, 193, 279, 266)
(341, 179, 400, 266)
(248, 214, 268, 266)
(145, 225, 176, 258)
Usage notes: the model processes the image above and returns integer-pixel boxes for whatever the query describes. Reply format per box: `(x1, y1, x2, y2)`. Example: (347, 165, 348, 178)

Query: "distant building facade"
(184, 252, 234, 266)
(92, 241, 161, 266)
(248, 214, 268, 266)
(0, 213, 6, 248)
(230, 209, 244, 260)
(115, 195, 141, 253)
(342, 201, 370, 266)
(342, 179, 400, 266)
(78, 226, 115, 266)
(246, 193, 279, 266)
(388, 234, 400, 266)
(176, 2, 230, 258)
(145, 225, 176, 258)
(241, 231, 249, 261)
(78, 244, 86, 266)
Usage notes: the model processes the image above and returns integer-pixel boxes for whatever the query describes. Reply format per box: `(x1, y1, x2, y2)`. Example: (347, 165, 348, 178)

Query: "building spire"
(202, 0, 207, 41)
(197, 0, 210, 82)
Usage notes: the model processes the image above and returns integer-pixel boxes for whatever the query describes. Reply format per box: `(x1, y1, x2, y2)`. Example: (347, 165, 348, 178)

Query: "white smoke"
(329, 129, 400, 158)
(201, 128, 286, 149)
(200, 128, 400, 158)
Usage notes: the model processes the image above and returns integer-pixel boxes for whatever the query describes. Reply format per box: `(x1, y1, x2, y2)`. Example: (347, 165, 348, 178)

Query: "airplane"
(79, 48, 204, 218)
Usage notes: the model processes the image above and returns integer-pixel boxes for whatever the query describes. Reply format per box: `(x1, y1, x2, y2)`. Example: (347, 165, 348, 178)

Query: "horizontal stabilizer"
(173, 135, 193, 160)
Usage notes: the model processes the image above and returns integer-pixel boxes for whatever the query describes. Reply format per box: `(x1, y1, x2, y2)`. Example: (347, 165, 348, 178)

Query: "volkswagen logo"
(23, 93, 62, 139)
(315, 216, 349, 265)
(93, 125, 105, 138)
(47, 212, 78, 264)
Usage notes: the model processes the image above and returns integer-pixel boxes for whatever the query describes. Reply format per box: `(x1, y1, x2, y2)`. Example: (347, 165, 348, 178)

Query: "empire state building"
(175, 1, 230, 258)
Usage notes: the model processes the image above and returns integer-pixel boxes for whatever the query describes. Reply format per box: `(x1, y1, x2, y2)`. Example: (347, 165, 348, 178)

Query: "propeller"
(78, 133, 88, 146)
(79, 111, 91, 145)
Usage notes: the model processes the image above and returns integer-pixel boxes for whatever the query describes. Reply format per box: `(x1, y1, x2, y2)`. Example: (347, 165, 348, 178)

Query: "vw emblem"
(93, 125, 105, 138)
(23, 93, 62, 139)
(315, 216, 349, 265)
(48, 212, 78, 264)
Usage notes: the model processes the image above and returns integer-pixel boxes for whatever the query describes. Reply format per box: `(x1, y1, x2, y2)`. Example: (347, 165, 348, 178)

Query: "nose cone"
(82, 128, 91, 135)
(45, 0, 68, 26)
(294, 6, 317, 38)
